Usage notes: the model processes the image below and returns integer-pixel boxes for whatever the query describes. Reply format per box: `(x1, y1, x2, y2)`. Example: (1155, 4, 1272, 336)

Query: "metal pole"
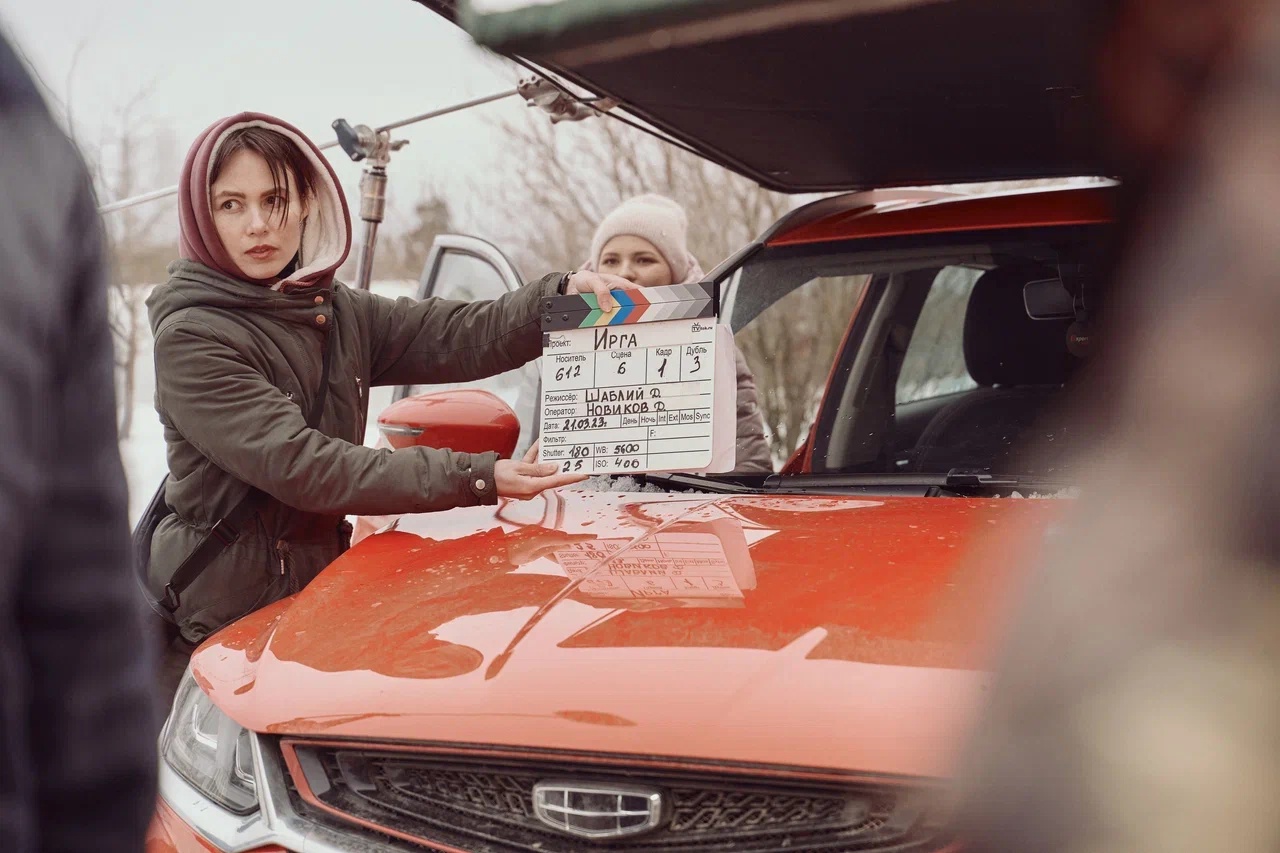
(97, 185, 184, 215)
(96, 88, 521, 215)
(356, 218, 381, 292)
(375, 88, 519, 133)
(354, 166, 388, 291)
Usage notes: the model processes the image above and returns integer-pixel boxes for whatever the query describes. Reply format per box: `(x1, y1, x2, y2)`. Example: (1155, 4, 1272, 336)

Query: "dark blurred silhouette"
(956, 2, 1280, 852)
(0, 32, 157, 853)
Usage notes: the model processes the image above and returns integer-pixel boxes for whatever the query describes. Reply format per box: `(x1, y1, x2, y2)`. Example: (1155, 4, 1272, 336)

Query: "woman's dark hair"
(209, 126, 318, 227)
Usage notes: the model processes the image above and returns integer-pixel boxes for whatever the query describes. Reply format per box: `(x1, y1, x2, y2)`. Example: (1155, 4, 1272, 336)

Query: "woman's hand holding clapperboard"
(493, 273, 636, 499)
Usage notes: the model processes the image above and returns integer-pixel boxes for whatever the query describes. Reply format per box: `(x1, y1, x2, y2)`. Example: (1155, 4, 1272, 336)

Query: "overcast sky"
(0, 0, 536, 225)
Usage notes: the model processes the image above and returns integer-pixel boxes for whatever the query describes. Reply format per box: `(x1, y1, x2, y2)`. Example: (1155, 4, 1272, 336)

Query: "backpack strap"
(160, 326, 336, 613)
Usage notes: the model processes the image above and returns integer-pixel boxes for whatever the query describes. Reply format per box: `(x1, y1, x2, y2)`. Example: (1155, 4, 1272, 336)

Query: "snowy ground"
(117, 279, 418, 523)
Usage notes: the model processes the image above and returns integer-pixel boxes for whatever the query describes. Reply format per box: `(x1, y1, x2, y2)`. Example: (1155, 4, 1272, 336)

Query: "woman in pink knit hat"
(583, 194, 773, 473)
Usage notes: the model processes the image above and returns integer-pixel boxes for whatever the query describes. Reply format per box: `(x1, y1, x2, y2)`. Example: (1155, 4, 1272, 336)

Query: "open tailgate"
(415, 0, 1104, 193)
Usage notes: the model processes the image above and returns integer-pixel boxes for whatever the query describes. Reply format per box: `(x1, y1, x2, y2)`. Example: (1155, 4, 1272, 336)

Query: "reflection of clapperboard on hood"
(554, 516, 756, 608)
(538, 282, 735, 475)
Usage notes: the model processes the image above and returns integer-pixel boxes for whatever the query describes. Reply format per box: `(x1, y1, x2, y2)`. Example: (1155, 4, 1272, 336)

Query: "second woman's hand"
(564, 270, 639, 313)
(495, 458, 587, 499)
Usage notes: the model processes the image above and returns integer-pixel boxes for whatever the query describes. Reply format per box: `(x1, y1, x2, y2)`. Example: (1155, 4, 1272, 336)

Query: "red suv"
(149, 3, 1111, 851)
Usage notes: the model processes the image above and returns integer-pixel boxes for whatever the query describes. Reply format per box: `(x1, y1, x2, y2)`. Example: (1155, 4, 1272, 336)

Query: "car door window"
(735, 275, 869, 464)
(401, 245, 540, 457)
(429, 251, 511, 303)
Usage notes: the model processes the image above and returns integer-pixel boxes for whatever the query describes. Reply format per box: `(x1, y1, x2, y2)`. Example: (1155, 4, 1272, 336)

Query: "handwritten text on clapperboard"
(538, 283, 724, 474)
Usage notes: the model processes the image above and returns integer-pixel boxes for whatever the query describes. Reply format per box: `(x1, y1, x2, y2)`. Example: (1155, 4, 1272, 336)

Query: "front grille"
(390, 763, 536, 818)
(667, 786, 855, 835)
(286, 743, 945, 853)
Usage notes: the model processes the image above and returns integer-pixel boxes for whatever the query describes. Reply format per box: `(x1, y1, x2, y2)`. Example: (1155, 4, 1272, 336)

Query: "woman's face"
(597, 235, 674, 287)
(210, 149, 306, 281)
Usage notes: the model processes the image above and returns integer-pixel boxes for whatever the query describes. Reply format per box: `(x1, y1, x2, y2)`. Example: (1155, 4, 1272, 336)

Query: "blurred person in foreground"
(582, 194, 773, 473)
(143, 113, 637, 700)
(0, 31, 157, 853)
(954, 2, 1280, 852)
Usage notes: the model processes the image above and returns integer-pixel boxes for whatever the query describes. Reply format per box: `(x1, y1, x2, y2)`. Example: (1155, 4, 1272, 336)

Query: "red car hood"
(195, 490, 1059, 779)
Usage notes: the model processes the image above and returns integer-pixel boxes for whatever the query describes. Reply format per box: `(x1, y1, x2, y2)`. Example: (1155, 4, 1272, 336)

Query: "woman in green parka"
(147, 112, 633, 695)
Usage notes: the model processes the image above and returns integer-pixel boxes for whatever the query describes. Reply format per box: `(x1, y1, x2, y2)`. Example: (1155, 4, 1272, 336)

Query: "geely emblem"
(532, 781, 663, 840)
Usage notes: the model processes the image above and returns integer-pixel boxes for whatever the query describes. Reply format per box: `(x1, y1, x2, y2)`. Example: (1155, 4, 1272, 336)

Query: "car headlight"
(160, 669, 259, 814)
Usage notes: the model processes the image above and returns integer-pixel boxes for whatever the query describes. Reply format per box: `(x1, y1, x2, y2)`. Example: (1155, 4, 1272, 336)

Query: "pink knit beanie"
(585, 194, 703, 284)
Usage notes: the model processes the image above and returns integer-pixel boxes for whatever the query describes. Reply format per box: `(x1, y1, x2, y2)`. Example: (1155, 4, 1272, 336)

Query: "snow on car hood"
(193, 490, 1061, 779)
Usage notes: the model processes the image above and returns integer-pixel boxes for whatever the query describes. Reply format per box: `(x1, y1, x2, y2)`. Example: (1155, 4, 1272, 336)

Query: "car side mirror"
(377, 389, 520, 458)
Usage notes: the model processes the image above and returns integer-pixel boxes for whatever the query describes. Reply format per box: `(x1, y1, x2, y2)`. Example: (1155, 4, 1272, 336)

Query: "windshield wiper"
(633, 472, 765, 494)
(633, 468, 1072, 496)
(940, 469, 1024, 488)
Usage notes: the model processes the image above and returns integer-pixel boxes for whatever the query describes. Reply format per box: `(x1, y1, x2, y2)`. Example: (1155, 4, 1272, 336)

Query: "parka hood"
(178, 112, 351, 289)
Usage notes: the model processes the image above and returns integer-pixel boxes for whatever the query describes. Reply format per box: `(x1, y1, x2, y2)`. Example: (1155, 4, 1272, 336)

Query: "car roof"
(761, 183, 1115, 248)
(413, 0, 1107, 194)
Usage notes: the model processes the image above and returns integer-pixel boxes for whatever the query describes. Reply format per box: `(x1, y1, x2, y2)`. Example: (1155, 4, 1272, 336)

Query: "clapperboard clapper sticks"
(539, 282, 736, 475)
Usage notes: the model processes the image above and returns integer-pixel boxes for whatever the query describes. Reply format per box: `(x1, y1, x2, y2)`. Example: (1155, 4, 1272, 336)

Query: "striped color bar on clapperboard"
(540, 281, 718, 332)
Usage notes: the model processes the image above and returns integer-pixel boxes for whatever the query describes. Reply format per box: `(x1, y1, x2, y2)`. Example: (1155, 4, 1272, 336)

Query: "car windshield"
(648, 224, 1106, 497)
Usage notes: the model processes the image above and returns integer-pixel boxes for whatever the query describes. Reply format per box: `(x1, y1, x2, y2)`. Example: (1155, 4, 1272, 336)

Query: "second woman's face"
(211, 149, 306, 281)
(598, 235, 674, 287)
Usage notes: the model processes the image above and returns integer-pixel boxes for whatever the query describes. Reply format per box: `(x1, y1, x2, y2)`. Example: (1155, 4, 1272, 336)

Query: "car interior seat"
(909, 265, 1075, 477)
